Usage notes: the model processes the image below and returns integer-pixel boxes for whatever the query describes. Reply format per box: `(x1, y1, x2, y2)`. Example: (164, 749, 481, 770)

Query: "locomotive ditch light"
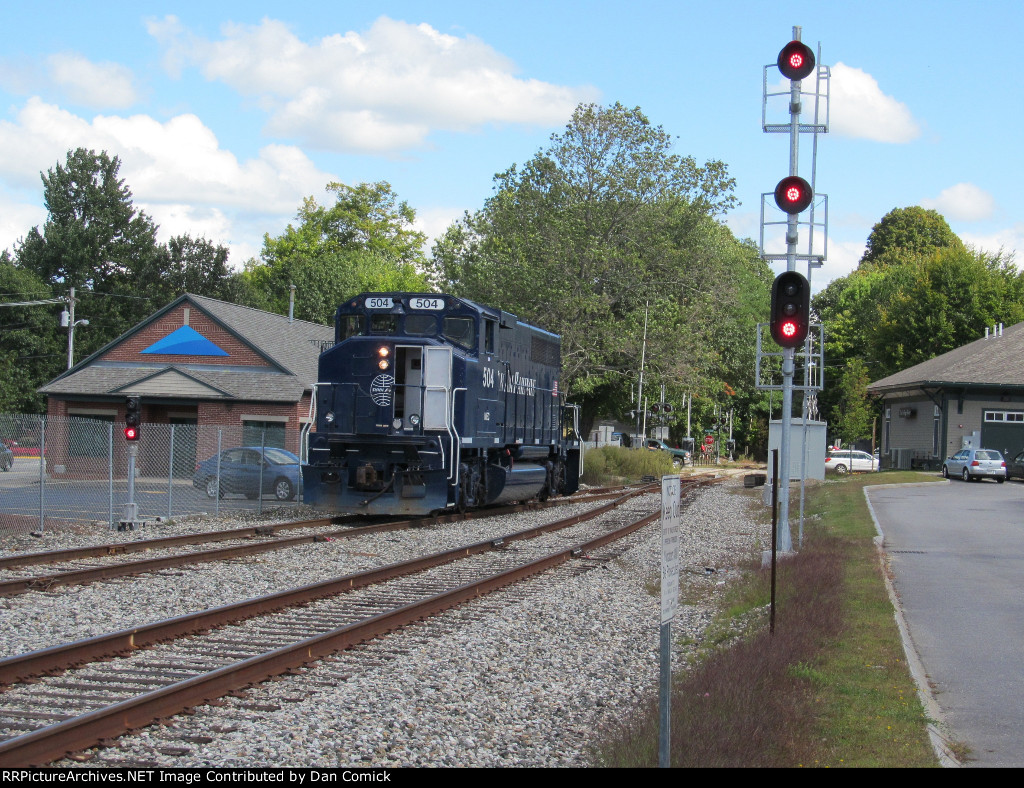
(324, 411, 336, 424)
(777, 40, 816, 81)
(409, 414, 420, 426)
(774, 175, 813, 215)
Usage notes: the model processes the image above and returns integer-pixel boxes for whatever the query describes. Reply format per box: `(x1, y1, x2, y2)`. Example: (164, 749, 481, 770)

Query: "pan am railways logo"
(370, 374, 395, 407)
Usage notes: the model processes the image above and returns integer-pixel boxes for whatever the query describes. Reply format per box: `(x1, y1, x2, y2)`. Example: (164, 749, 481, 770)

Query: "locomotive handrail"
(300, 383, 320, 464)
(449, 387, 466, 487)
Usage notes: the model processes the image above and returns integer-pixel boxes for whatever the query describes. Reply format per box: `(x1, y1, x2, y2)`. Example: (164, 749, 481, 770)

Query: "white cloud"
(921, 183, 995, 222)
(47, 53, 138, 109)
(149, 15, 599, 153)
(413, 205, 466, 250)
(0, 98, 336, 263)
(960, 222, 1023, 264)
(817, 239, 868, 287)
(829, 62, 920, 143)
(0, 196, 46, 256)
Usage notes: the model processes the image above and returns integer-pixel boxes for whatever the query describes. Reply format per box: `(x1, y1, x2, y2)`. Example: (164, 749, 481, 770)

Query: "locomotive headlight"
(377, 346, 390, 358)
(378, 358, 390, 370)
(409, 414, 420, 427)
(392, 417, 403, 430)
(324, 411, 336, 424)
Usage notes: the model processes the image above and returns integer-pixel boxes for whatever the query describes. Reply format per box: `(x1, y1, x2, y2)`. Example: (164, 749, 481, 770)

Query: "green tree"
(860, 206, 962, 268)
(15, 148, 161, 360)
(0, 253, 63, 412)
(831, 358, 875, 445)
(429, 102, 765, 436)
(135, 235, 235, 308)
(239, 181, 430, 323)
(814, 206, 1024, 429)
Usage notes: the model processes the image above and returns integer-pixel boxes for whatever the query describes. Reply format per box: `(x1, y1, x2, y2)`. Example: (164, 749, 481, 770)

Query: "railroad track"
(0, 479, 712, 766)
(0, 485, 647, 597)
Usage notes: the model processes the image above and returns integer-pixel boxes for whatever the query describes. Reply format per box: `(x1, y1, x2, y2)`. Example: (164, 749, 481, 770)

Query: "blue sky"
(1, 1, 1021, 294)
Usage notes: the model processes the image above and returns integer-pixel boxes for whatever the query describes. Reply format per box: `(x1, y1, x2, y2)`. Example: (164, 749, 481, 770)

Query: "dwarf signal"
(124, 396, 141, 442)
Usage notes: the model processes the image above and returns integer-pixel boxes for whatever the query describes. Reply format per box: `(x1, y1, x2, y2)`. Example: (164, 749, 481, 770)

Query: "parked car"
(0, 441, 12, 472)
(645, 439, 691, 467)
(824, 449, 879, 474)
(942, 448, 1007, 483)
(192, 447, 301, 500)
(1007, 450, 1024, 482)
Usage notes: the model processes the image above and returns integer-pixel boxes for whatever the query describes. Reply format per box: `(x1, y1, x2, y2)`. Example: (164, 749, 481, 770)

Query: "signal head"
(777, 40, 816, 81)
(774, 175, 813, 215)
(770, 271, 810, 348)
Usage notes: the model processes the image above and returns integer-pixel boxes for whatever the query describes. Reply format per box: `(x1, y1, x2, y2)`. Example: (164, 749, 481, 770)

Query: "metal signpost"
(659, 474, 681, 767)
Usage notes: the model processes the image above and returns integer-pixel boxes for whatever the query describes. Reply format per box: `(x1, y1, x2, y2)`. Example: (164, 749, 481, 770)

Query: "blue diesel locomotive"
(301, 293, 582, 515)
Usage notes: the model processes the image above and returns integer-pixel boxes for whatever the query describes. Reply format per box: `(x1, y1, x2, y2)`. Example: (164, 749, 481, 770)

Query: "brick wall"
(99, 304, 270, 368)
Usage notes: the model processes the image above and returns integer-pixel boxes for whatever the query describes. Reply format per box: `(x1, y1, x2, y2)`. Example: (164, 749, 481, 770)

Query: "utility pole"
(61, 287, 89, 370)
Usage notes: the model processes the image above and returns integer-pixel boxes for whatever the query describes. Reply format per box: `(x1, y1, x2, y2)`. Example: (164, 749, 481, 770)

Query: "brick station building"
(38, 294, 333, 478)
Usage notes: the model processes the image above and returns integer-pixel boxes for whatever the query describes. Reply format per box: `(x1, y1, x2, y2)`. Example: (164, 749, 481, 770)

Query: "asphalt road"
(0, 457, 296, 526)
(868, 477, 1024, 768)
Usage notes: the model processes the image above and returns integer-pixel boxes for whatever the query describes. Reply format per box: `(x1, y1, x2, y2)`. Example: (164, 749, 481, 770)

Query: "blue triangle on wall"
(142, 325, 230, 356)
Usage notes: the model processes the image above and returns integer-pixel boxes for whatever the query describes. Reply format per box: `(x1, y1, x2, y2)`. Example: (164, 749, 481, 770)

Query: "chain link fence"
(0, 413, 305, 537)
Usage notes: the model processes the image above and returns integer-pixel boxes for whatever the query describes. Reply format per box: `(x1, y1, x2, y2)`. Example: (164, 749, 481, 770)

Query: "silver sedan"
(942, 448, 1007, 483)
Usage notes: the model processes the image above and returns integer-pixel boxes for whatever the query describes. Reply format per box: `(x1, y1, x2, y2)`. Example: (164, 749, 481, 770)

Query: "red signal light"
(124, 426, 139, 441)
(781, 321, 797, 339)
(777, 40, 816, 81)
(774, 175, 813, 214)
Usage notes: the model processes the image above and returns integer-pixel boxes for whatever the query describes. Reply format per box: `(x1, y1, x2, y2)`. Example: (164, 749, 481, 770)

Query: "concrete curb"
(863, 483, 962, 768)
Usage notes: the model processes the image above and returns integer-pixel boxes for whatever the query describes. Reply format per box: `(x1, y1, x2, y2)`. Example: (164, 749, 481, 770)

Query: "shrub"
(582, 445, 676, 485)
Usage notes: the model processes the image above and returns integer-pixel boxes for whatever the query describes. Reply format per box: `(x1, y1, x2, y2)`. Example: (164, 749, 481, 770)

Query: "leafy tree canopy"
(238, 181, 430, 323)
(428, 102, 767, 437)
(860, 206, 962, 268)
(814, 205, 1023, 441)
(0, 253, 61, 412)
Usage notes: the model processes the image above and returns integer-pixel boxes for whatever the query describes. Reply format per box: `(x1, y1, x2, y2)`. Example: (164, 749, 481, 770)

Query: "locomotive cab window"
(405, 314, 437, 336)
(369, 314, 399, 335)
(484, 319, 496, 354)
(442, 316, 476, 349)
(339, 315, 363, 342)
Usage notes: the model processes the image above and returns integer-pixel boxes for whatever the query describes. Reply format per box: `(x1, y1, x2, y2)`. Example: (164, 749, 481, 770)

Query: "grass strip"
(593, 471, 943, 768)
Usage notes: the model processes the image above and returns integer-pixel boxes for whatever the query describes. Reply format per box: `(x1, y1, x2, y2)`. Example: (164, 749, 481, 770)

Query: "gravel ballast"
(3, 477, 770, 768)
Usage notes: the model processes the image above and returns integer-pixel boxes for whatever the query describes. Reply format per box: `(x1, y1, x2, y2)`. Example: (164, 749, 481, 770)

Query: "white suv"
(825, 449, 878, 474)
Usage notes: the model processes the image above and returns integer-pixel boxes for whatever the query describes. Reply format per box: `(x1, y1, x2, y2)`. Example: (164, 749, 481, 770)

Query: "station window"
(69, 415, 115, 458)
(242, 420, 286, 449)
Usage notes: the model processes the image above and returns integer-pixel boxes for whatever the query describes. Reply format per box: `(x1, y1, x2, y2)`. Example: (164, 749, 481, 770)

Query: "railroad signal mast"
(121, 395, 142, 530)
(758, 27, 829, 552)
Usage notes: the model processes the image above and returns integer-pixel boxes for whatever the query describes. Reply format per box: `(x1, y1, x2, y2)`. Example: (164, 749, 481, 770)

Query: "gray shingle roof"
(39, 294, 333, 402)
(868, 322, 1024, 393)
